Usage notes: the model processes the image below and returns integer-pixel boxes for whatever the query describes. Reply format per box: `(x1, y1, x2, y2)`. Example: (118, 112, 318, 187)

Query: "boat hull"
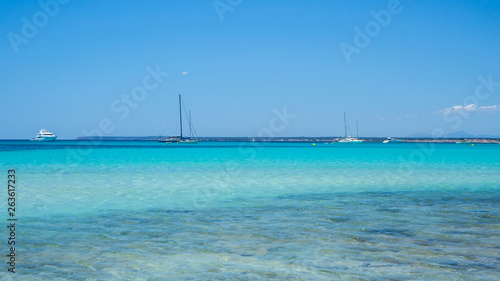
(179, 140, 198, 144)
(31, 136, 57, 142)
(338, 137, 364, 143)
(159, 139, 198, 144)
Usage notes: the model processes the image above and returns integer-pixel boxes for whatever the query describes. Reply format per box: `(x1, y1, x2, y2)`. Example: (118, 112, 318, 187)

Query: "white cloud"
(182, 71, 188, 75)
(441, 104, 477, 114)
(403, 114, 419, 118)
(439, 104, 499, 115)
(479, 105, 499, 111)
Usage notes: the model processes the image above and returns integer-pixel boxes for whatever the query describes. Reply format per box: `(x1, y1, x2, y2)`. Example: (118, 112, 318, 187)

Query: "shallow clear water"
(1, 141, 499, 280)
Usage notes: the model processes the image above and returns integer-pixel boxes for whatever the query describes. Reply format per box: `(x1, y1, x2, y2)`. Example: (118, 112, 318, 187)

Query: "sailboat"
(183, 109, 198, 144)
(158, 95, 198, 144)
(338, 113, 363, 143)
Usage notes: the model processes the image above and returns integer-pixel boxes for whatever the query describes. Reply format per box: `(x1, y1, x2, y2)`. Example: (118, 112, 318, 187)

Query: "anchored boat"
(31, 128, 57, 142)
(338, 113, 363, 143)
(159, 95, 198, 144)
(383, 137, 403, 143)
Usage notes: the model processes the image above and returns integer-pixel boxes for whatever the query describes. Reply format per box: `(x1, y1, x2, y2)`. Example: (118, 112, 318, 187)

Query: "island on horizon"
(73, 136, 500, 144)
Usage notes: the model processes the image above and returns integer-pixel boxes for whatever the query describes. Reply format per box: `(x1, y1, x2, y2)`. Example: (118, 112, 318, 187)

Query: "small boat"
(338, 113, 363, 143)
(31, 128, 57, 142)
(456, 139, 472, 144)
(338, 137, 363, 143)
(383, 137, 403, 143)
(158, 136, 181, 143)
(159, 95, 198, 144)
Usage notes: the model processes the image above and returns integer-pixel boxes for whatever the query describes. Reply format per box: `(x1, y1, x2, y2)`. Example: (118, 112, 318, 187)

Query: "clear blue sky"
(2, 0, 500, 139)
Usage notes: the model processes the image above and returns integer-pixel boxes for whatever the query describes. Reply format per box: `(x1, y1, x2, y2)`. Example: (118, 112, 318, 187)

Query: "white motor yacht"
(383, 137, 403, 143)
(31, 128, 57, 142)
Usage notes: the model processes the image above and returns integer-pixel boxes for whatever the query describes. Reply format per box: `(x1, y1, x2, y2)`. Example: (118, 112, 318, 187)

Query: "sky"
(1, 0, 500, 139)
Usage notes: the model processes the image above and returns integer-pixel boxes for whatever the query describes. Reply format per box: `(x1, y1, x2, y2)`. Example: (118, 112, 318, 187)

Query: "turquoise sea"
(1, 141, 500, 280)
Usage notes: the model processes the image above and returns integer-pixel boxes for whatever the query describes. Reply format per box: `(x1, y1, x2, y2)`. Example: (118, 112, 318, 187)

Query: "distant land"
(75, 136, 500, 143)
(408, 130, 500, 139)
(74, 130, 500, 142)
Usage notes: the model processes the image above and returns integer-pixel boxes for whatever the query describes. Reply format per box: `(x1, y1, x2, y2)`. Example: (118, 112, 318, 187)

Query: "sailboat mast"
(179, 95, 183, 139)
(356, 119, 359, 138)
(189, 110, 192, 138)
(344, 112, 347, 138)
